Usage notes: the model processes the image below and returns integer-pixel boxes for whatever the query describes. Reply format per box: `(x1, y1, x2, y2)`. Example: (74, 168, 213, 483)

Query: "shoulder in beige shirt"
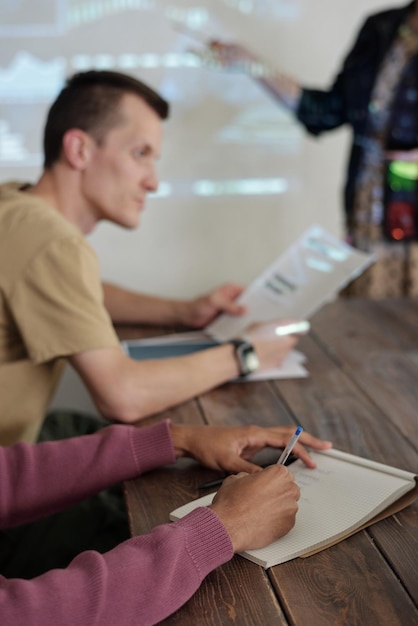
(0, 182, 119, 444)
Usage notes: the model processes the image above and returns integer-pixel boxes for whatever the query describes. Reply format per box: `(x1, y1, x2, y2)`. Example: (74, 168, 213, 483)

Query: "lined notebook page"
(170, 449, 415, 568)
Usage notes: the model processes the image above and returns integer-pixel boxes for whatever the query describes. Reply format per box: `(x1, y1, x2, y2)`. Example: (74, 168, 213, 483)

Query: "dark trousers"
(0, 411, 130, 579)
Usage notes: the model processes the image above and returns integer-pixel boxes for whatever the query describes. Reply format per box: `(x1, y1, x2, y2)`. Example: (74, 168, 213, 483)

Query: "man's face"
(82, 93, 162, 229)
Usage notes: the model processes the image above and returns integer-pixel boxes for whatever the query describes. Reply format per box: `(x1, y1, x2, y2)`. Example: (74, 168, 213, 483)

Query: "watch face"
(244, 350, 260, 373)
(232, 340, 260, 376)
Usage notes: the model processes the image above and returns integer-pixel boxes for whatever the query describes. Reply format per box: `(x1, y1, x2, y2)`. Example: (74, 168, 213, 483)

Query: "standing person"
(0, 69, 302, 449)
(204, 2, 418, 298)
(0, 70, 303, 576)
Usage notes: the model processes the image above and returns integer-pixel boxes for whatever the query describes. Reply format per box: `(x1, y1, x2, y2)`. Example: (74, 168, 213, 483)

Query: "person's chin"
(115, 202, 144, 229)
(128, 205, 144, 228)
(126, 215, 141, 229)
(113, 212, 140, 230)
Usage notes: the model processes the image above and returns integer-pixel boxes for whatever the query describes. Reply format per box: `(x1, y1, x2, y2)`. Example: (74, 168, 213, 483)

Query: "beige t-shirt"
(0, 182, 120, 444)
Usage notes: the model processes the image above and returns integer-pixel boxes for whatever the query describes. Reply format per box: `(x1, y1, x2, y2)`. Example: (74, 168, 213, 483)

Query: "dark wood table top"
(122, 298, 418, 626)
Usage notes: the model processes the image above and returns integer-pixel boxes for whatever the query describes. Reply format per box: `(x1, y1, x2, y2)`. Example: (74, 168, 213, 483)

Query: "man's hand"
(194, 41, 258, 73)
(245, 319, 309, 371)
(210, 466, 300, 552)
(181, 283, 246, 328)
(170, 424, 332, 473)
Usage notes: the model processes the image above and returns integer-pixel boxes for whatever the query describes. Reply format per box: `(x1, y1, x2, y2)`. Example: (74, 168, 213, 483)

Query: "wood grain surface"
(123, 298, 418, 625)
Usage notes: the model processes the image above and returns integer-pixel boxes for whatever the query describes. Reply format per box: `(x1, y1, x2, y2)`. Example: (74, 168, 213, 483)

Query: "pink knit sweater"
(0, 421, 233, 625)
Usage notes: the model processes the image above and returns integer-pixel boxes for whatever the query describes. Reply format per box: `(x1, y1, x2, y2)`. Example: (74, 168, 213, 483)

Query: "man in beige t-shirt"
(0, 70, 319, 581)
(0, 70, 300, 448)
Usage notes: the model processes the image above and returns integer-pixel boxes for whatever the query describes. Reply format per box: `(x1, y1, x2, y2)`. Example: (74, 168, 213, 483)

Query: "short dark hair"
(43, 70, 169, 168)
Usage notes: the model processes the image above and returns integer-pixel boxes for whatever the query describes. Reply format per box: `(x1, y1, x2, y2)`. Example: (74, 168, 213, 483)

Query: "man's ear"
(62, 129, 94, 170)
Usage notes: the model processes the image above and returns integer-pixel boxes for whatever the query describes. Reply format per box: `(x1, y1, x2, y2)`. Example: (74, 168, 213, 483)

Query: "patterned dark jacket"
(297, 1, 418, 226)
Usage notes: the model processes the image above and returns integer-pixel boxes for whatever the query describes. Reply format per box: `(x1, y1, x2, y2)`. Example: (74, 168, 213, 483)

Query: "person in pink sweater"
(0, 420, 331, 625)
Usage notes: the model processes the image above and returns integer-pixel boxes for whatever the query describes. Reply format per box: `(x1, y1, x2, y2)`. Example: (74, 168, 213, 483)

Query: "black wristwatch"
(229, 339, 260, 377)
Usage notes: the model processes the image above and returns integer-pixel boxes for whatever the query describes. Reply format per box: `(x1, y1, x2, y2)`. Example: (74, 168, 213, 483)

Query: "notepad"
(170, 449, 417, 568)
(205, 225, 375, 341)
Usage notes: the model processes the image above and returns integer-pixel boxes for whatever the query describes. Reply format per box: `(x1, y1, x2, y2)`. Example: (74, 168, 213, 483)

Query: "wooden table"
(122, 299, 418, 626)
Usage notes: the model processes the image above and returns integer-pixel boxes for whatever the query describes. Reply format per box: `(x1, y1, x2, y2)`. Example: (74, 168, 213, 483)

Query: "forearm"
(207, 42, 301, 111)
(1, 508, 233, 626)
(232, 54, 302, 111)
(0, 422, 175, 529)
(256, 69, 302, 111)
(77, 344, 240, 423)
(102, 282, 189, 325)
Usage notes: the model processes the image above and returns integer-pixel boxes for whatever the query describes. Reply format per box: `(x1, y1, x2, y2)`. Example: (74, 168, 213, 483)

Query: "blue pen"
(277, 426, 303, 465)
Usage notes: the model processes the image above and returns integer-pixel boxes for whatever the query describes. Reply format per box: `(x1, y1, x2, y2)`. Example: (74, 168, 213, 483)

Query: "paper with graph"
(205, 225, 374, 341)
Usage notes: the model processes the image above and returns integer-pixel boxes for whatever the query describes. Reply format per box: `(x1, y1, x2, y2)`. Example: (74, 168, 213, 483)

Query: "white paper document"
(205, 225, 375, 341)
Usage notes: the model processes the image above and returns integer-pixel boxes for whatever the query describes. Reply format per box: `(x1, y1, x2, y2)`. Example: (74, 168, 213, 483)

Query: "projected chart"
(0, 0, 302, 198)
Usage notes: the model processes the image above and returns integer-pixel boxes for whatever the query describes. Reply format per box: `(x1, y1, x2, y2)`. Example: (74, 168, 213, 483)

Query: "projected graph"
(0, 0, 303, 196)
(0, 53, 65, 101)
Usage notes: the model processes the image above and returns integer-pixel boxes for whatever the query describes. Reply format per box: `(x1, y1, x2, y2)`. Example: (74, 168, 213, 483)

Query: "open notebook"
(170, 449, 417, 568)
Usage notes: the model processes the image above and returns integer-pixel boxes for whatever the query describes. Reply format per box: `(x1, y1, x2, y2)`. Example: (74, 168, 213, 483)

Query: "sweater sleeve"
(0, 420, 234, 624)
(0, 421, 175, 529)
(1, 507, 233, 626)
